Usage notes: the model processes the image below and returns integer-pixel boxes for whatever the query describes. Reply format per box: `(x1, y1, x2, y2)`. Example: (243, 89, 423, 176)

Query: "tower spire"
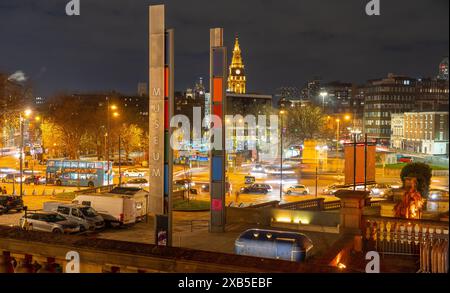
(228, 35, 246, 94)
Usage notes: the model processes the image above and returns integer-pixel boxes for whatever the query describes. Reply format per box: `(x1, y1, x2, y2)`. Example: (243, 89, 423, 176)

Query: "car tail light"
(120, 213, 124, 222)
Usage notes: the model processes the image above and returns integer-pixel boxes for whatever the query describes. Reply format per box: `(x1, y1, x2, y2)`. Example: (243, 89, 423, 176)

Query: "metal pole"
(364, 134, 368, 191)
(315, 166, 318, 198)
(20, 114, 23, 197)
(280, 115, 283, 201)
(106, 97, 110, 186)
(353, 133, 356, 191)
(336, 120, 340, 152)
(118, 134, 122, 187)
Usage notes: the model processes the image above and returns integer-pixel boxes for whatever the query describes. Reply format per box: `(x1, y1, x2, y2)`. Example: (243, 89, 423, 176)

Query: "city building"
(403, 111, 449, 156)
(227, 37, 246, 94)
(300, 78, 322, 104)
(415, 78, 449, 111)
(437, 57, 449, 81)
(321, 81, 353, 114)
(390, 113, 404, 149)
(226, 93, 272, 116)
(363, 73, 416, 145)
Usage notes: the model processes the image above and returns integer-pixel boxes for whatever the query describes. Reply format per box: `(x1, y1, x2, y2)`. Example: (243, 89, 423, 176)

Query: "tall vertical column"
(149, 5, 173, 246)
(209, 28, 227, 233)
(164, 29, 174, 246)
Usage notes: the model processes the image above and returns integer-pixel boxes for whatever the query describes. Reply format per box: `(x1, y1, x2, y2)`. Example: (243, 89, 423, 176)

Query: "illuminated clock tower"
(227, 37, 246, 94)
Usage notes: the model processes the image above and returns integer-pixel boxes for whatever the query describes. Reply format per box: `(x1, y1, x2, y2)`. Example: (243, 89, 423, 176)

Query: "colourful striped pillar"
(164, 29, 174, 246)
(149, 4, 173, 246)
(209, 28, 227, 233)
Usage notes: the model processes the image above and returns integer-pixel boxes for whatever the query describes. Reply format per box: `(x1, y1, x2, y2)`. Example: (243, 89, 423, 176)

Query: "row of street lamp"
(12, 101, 122, 196)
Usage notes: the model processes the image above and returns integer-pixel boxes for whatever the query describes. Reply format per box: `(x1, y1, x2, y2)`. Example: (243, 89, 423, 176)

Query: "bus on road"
(46, 160, 113, 187)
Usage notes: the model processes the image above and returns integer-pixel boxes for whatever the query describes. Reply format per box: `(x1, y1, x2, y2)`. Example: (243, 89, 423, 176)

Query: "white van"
(72, 195, 136, 226)
(106, 187, 149, 222)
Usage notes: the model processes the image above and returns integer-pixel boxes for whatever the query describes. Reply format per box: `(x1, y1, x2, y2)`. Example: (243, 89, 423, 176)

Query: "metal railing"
(73, 184, 115, 195)
(323, 200, 341, 210)
(246, 201, 280, 209)
(278, 198, 325, 210)
(364, 216, 449, 257)
(278, 198, 342, 211)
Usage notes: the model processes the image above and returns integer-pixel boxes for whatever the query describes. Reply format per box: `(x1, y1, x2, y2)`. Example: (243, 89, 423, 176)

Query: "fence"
(278, 198, 341, 211)
(363, 216, 449, 272)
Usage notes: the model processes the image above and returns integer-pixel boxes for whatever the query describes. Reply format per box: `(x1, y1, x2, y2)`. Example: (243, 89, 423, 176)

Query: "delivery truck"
(72, 194, 136, 226)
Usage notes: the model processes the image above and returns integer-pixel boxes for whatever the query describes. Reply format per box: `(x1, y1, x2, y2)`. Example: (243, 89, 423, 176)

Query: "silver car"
(19, 211, 80, 234)
(48, 203, 105, 231)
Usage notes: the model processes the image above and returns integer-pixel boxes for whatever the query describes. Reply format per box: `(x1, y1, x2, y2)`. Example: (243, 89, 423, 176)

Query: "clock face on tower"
(235, 69, 241, 75)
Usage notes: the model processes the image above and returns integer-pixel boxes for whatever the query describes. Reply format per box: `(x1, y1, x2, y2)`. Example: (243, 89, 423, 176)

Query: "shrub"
(400, 162, 432, 197)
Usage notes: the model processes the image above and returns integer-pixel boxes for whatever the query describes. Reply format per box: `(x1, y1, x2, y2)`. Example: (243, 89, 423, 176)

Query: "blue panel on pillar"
(164, 164, 169, 195)
(212, 157, 223, 181)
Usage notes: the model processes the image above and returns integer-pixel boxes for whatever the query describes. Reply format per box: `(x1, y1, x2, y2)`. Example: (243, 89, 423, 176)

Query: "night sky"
(0, 0, 448, 97)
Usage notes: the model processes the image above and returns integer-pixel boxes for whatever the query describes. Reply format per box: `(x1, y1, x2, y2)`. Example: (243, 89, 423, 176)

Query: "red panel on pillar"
(213, 104, 222, 119)
(164, 67, 169, 98)
(213, 78, 223, 102)
(164, 100, 169, 129)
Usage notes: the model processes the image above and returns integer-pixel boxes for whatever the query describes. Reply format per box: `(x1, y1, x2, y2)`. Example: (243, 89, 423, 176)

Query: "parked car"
(285, 184, 310, 195)
(72, 194, 136, 226)
(322, 184, 351, 195)
(200, 182, 232, 193)
(113, 159, 134, 166)
(1, 173, 26, 183)
(0, 195, 24, 213)
(174, 179, 196, 189)
(43, 202, 105, 231)
(428, 189, 449, 200)
(124, 178, 149, 189)
(24, 175, 46, 185)
(369, 184, 393, 198)
(251, 164, 265, 173)
(123, 169, 146, 178)
(240, 183, 273, 194)
(19, 211, 81, 234)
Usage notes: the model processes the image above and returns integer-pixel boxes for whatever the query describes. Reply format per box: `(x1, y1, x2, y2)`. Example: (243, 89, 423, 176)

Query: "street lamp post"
(19, 109, 32, 197)
(118, 134, 122, 187)
(320, 91, 328, 111)
(279, 110, 285, 201)
(105, 98, 118, 187)
(19, 115, 24, 197)
(336, 118, 340, 152)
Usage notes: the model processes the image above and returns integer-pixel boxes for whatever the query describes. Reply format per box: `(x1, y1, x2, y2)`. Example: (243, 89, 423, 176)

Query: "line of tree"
(42, 95, 148, 160)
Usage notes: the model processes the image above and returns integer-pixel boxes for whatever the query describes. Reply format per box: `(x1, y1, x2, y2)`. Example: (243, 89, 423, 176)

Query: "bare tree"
(284, 104, 332, 146)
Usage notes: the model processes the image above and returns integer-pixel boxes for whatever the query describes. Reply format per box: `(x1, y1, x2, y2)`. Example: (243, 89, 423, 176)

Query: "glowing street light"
(320, 91, 328, 110)
(336, 119, 341, 152)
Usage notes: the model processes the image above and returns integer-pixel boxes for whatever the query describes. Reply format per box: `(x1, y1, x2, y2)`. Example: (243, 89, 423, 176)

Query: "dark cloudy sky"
(0, 0, 448, 97)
